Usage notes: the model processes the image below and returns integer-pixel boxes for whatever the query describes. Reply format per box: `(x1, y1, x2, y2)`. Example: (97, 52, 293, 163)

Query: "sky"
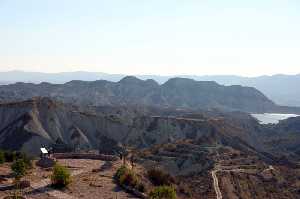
(0, 0, 300, 76)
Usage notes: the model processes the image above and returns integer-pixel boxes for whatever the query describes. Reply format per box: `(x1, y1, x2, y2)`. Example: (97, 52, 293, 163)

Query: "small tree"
(18, 152, 33, 169)
(149, 186, 177, 199)
(11, 159, 27, 198)
(11, 159, 26, 181)
(51, 163, 71, 188)
(115, 165, 138, 187)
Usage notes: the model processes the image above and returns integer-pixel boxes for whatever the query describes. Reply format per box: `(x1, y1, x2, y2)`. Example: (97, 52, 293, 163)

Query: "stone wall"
(53, 153, 118, 161)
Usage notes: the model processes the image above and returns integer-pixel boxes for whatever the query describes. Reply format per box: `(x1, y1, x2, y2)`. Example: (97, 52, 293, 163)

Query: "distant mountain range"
(0, 71, 299, 107)
(0, 75, 298, 114)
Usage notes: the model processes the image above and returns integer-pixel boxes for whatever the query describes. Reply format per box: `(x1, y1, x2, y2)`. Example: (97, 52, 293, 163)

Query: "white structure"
(40, 147, 48, 154)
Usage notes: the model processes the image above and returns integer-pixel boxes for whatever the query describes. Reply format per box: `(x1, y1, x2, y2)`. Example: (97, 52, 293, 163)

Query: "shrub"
(18, 153, 33, 169)
(115, 166, 138, 187)
(3, 150, 32, 168)
(115, 165, 146, 193)
(115, 165, 127, 180)
(11, 159, 26, 180)
(147, 168, 175, 186)
(120, 170, 138, 187)
(3, 150, 32, 162)
(149, 186, 177, 199)
(51, 164, 71, 188)
(0, 150, 5, 164)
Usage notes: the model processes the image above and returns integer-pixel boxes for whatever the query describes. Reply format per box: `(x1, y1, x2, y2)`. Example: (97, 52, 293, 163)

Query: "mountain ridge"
(0, 76, 292, 113)
(0, 70, 299, 106)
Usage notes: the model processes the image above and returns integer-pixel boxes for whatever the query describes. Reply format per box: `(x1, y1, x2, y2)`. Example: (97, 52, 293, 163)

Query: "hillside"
(0, 97, 299, 159)
(0, 97, 261, 155)
(0, 98, 133, 155)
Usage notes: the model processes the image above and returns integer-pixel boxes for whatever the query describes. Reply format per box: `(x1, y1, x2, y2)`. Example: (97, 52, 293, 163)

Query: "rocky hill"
(0, 97, 257, 155)
(0, 97, 132, 155)
(1, 97, 299, 160)
(0, 76, 297, 113)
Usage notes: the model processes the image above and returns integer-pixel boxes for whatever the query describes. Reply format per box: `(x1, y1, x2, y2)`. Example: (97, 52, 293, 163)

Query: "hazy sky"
(0, 0, 299, 76)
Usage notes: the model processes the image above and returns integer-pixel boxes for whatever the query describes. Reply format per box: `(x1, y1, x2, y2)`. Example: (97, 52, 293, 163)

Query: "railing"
(52, 153, 118, 161)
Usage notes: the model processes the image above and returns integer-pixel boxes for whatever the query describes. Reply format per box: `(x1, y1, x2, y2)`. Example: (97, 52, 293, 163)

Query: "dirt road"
(211, 169, 222, 199)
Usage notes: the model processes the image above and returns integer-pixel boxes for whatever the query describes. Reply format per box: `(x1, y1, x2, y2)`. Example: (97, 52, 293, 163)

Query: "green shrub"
(120, 169, 138, 187)
(115, 165, 146, 192)
(51, 164, 71, 188)
(115, 166, 138, 187)
(0, 150, 5, 164)
(149, 186, 177, 199)
(147, 168, 175, 186)
(3, 150, 32, 169)
(11, 159, 26, 180)
(18, 153, 33, 169)
(115, 165, 127, 180)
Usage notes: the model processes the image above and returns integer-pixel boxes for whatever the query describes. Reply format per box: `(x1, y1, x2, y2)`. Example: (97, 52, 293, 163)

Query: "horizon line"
(0, 69, 299, 78)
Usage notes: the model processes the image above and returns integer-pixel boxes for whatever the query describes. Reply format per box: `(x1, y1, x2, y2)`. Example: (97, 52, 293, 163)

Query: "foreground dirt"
(2, 151, 300, 199)
(0, 159, 139, 199)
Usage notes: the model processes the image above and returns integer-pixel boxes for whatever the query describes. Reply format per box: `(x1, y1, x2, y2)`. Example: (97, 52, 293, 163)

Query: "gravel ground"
(0, 159, 139, 199)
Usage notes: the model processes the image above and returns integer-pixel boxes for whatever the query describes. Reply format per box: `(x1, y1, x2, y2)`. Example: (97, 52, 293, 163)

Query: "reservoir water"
(251, 113, 299, 124)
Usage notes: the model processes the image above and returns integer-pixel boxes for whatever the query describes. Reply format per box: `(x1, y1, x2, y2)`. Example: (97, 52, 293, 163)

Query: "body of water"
(251, 113, 299, 124)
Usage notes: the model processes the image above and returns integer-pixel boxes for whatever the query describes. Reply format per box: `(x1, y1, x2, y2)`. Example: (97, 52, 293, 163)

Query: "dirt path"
(211, 165, 256, 199)
(211, 169, 222, 199)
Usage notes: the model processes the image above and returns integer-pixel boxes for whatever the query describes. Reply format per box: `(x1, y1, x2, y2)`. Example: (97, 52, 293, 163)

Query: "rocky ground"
(0, 159, 139, 199)
(137, 141, 300, 199)
(211, 147, 300, 199)
(1, 150, 300, 199)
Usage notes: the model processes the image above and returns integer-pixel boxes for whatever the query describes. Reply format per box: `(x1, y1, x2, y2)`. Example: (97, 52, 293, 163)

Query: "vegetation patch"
(147, 168, 175, 186)
(115, 165, 146, 193)
(11, 159, 27, 180)
(1, 150, 33, 169)
(51, 163, 71, 188)
(149, 186, 177, 199)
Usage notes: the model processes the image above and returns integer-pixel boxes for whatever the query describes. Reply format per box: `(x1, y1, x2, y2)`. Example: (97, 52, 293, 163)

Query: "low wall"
(53, 153, 118, 161)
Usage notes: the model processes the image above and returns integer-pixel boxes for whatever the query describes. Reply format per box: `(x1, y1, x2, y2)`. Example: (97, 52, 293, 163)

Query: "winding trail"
(211, 165, 273, 199)
(211, 169, 222, 199)
(211, 166, 251, 199)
